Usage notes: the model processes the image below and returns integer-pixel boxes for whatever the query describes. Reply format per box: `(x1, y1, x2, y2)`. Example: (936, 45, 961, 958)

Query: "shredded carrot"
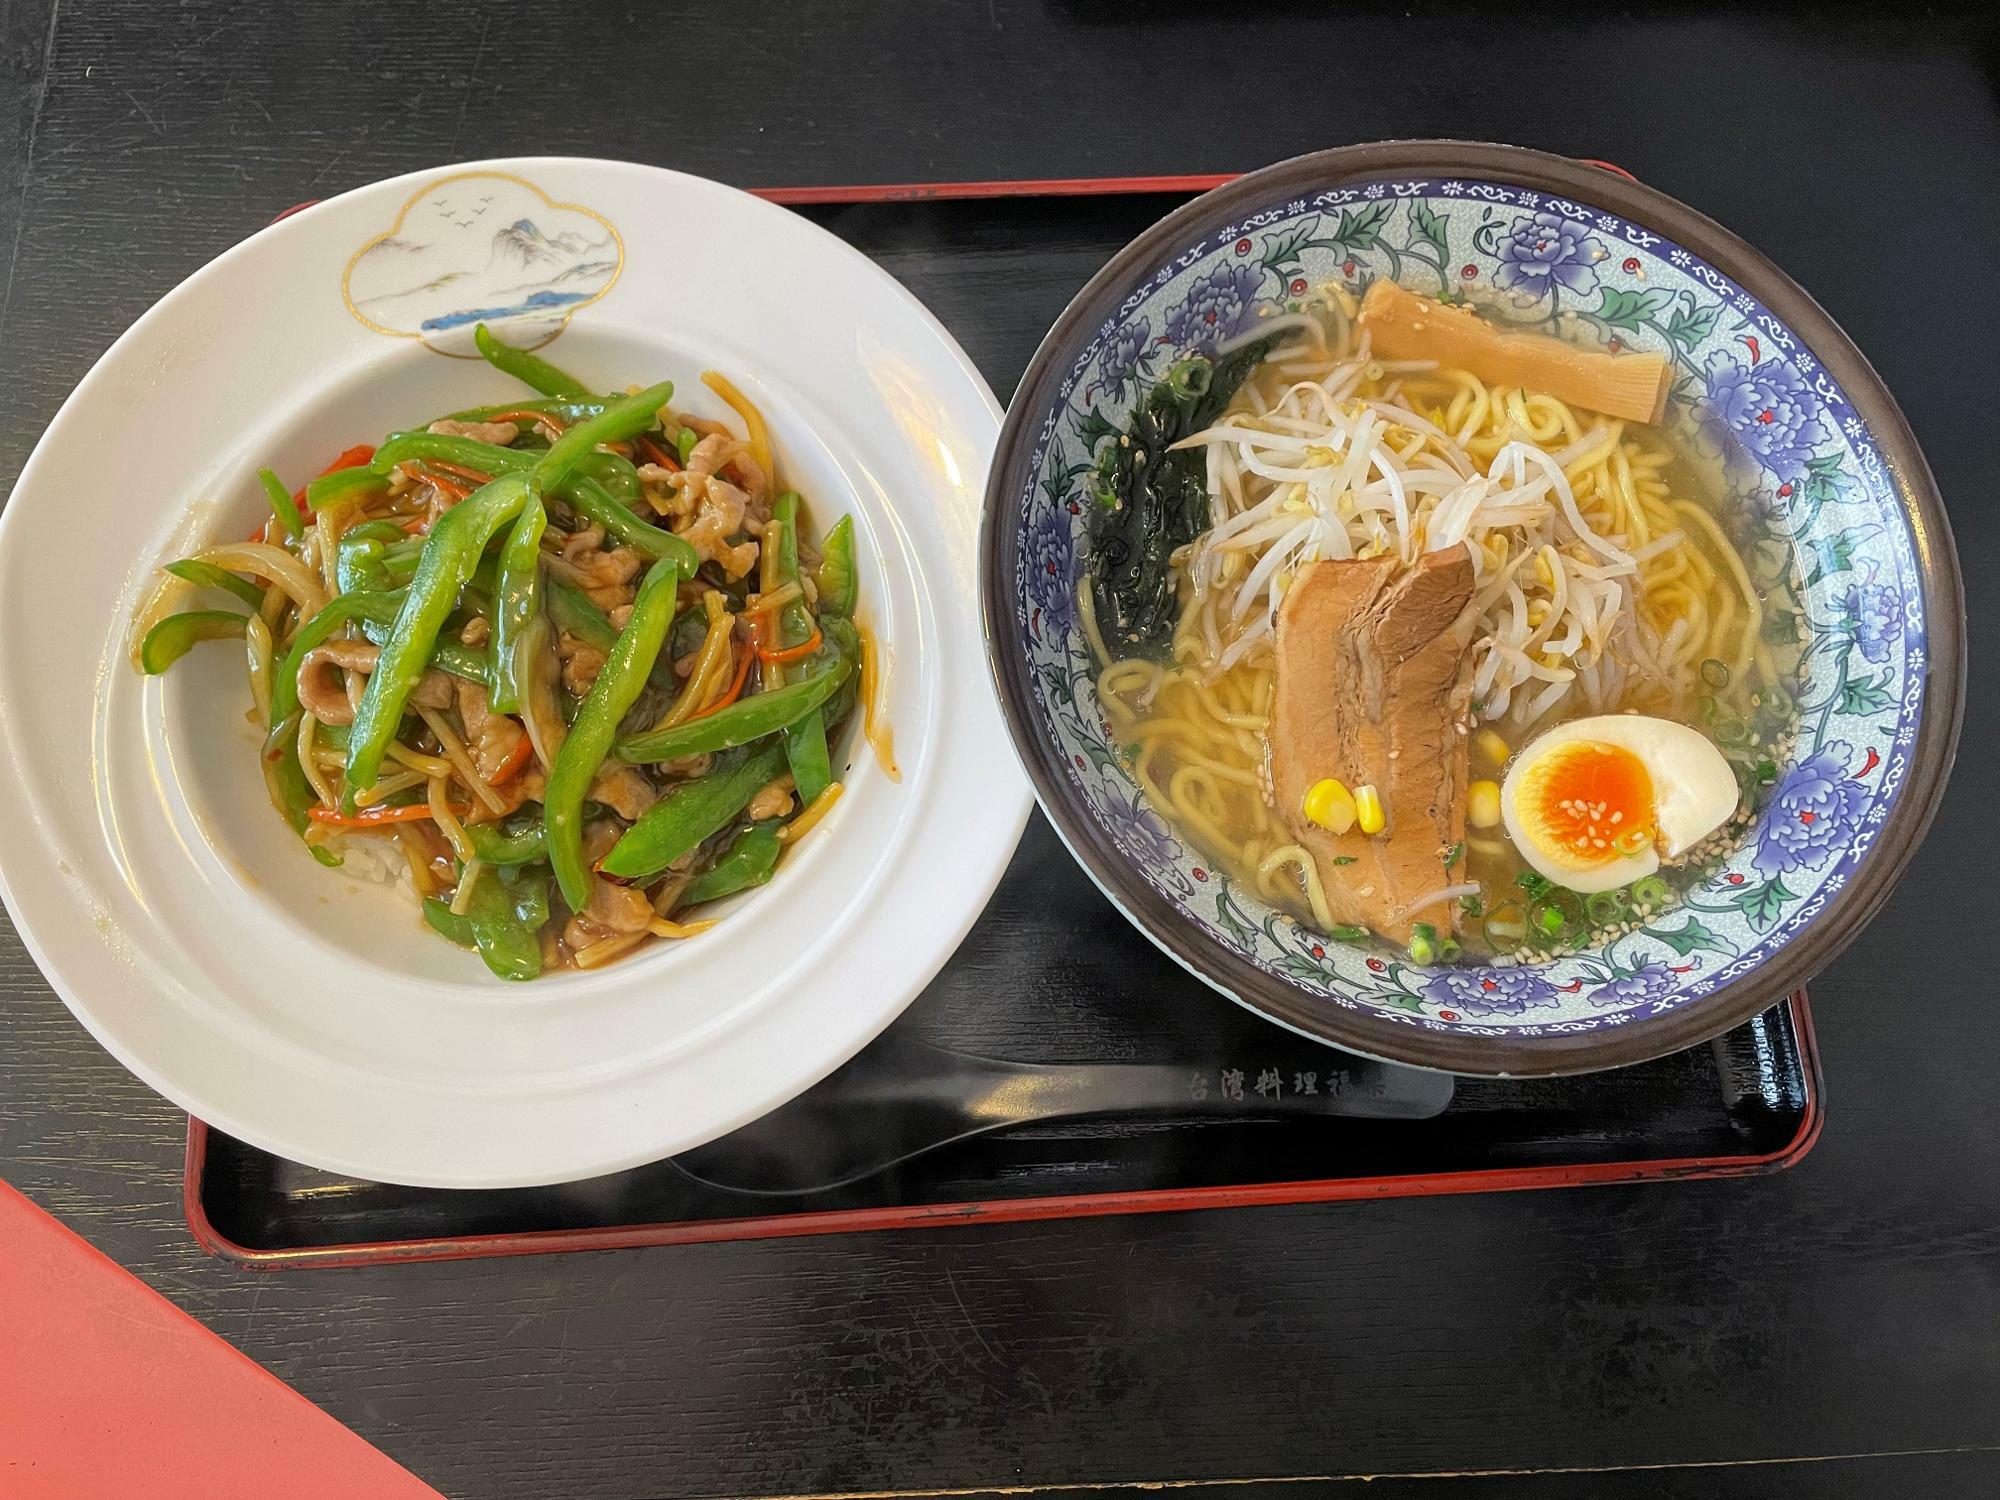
(635, 434, 680, 472)
(483, 408, 567, 438)
(489, 732, 535, 785)
(427, 459, 493, 489)
(398, 460, 472, 502)
(757, 621, 823, 664)
(307, 802, 470, 828)
(689, 641, 755, 720)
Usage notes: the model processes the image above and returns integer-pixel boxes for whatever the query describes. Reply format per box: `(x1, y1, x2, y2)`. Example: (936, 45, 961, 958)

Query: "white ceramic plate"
(0, 157, 1029, 1187)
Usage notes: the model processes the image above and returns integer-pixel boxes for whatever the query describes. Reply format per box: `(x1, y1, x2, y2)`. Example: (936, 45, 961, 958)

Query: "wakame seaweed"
(1085, 337, 1272, 659)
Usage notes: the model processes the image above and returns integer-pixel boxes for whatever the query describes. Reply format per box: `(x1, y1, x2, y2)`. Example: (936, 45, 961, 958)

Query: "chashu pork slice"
(1267, 544, 1478, 946)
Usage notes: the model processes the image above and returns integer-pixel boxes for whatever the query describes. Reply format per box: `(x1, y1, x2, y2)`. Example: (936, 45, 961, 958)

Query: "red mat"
(0, 1181, 442, 1499)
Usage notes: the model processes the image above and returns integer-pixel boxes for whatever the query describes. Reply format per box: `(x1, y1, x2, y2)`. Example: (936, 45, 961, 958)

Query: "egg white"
(1499, 714, 1738, 895)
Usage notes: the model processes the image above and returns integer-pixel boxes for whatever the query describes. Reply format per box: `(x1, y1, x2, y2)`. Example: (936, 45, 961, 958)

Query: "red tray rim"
(188, 158, 1814, 1269)
(186, 993, 1818, 1270)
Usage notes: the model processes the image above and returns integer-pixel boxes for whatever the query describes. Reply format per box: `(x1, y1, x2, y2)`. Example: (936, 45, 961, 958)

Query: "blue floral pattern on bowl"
(1008, 177, 1928, 1040)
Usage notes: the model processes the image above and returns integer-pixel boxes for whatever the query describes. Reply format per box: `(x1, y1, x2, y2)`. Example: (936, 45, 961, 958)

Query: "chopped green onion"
(1630, 875, 1671, 910)
(1753, 757, 1778, 785)
(1329, 855, 1357, 867)
(1327, 924, 1368, 942)
(1531, 901, 1567, 939)
(1437, 937, 1463, 963)
(1408, 922, 1439, 966)
(1714, 717, 1752, 747)
(1700, 658, 1730, 689)
(1583, 890, 1624, 926)
(1441, 840, 1465, 868)
(1459, 892, 1485, 918)
(1517, 871, 1555, 901)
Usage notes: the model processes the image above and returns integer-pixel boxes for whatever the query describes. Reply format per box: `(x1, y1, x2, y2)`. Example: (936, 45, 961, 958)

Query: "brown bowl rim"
(979, 139, 1965, 1076)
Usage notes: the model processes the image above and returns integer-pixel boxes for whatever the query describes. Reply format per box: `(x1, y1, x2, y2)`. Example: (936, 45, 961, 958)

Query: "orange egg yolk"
(1518, 741, 1656, 866)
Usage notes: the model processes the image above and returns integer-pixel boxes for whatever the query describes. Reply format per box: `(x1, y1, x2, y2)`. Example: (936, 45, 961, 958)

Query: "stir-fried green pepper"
(615, 655, 849, 763)
(769, 492, 833, 806)
(577, 449, 642, 506)
(813, 514, 858, 617)
(304, 464, 388, 512)
(257, 468, 302, 541)
(472, 323, 591, 401)
(139, 610, 247, 674)
(333, 521, 409, 595)
(164, 558, 265, 610)
(545, 572, 619, 653)
(600, 741, 789, 883)
(372, 430, 694, 568)
(535, 380, 676, 481)
(545, 554, 683, 911)
(423, 866, 551, 981)
(489, 494, 546, 714)
(343, 473, 538, 806)
(682, 822, 782, 905)
(442, 395, 610, 428)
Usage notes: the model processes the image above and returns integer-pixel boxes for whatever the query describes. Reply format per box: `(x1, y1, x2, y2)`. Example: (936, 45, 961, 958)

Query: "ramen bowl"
(981, 141, 1962, 1075)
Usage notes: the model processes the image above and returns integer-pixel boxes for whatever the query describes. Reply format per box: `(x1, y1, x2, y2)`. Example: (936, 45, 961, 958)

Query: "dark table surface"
(4, 4, 1999, 1498)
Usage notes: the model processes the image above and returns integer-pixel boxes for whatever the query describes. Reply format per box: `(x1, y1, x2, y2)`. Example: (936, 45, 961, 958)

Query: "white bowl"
(0, 158, 1029, 1187)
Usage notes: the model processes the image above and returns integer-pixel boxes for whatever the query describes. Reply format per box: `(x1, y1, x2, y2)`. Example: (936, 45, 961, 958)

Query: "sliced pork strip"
(1268, 544, 1477, 945)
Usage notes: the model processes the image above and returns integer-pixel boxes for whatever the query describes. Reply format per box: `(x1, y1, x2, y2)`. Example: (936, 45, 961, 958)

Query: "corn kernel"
(1301, 777, 1356, 835)
(1353, 783, 1385, 836)
(1468, 779, 1502, 829)
(1472, 729, 1511, 769)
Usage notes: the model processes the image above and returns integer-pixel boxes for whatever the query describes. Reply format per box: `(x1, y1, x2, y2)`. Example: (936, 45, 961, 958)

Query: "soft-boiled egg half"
(1499, 715, 1738, 895)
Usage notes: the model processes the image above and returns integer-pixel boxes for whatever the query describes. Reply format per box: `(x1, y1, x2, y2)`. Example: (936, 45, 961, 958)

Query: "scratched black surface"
(3, 5, 1999, 1499)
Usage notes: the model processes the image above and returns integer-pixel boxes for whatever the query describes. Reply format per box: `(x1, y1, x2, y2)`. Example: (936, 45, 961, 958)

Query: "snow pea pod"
(544, 553, 683, 911)
(473, 323, 591, 400)
(342, 473, 536, 807)
(139, 610, 246, 674)
(814, 514, 858, 617)
(614, 655, 848, 764)
(423, 866, 550, 981)
(770, 493, 832, 805)
(600, 740, 789, 883)
(468, 817, 546, 866)
(682, 822, 782, 905)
